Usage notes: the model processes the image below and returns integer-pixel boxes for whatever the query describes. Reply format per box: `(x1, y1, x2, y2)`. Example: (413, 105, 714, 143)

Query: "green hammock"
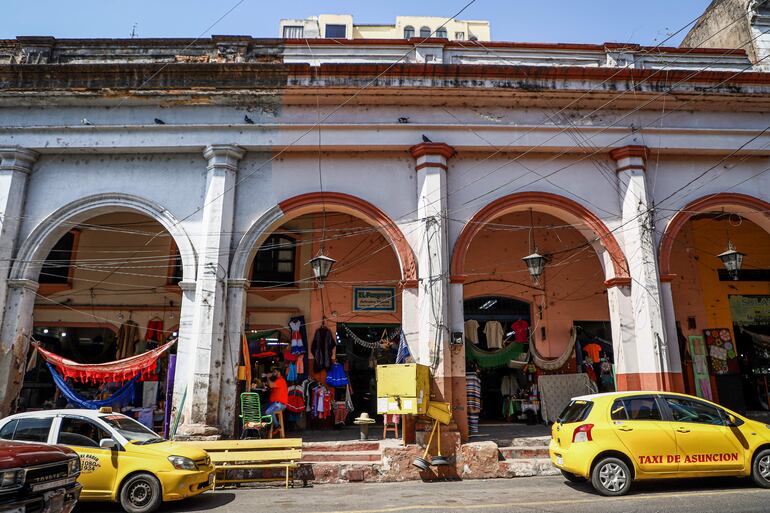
(466, 342, 527, 369)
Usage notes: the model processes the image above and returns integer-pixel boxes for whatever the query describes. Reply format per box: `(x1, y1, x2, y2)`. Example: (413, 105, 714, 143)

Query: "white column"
(0, 147, 37, 329)
(218, 278, 248, 437)
(0, 280, 39, 415)
(175, 144, 244, 436)
(611, 146, 681, 390)
(410, 143, 454, 378)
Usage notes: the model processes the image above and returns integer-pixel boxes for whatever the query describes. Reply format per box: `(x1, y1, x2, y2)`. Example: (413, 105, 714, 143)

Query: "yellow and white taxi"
(550, 391, 770, 496)
(0, 408, 214, 513)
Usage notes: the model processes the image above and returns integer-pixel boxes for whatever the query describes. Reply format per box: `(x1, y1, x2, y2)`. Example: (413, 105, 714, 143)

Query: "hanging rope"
(530, 328, 577, 370)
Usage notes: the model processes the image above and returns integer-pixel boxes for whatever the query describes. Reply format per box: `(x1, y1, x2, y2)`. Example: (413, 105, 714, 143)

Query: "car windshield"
(100, 415, 164, 444)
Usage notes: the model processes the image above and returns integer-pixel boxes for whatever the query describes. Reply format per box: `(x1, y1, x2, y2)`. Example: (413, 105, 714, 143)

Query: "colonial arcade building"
(1, 33, 769, 440)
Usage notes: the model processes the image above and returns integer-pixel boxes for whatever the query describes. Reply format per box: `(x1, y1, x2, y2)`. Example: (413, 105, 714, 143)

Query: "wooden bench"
(185, 439, 303, 488)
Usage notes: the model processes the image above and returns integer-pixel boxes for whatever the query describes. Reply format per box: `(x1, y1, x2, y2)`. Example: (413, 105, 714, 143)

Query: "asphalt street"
(74, 475, 770, 513)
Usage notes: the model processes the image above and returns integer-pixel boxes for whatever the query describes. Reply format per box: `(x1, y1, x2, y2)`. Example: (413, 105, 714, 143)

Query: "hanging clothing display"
(115, 320, 141, 360)
(286, 385, 305, 413)
(289, 319, 306, 355)
(311, 326, 336, 372)
(145, 318, 164, 344)
(466, 371, 481, 435)
(464, 320, 480, 344)
(510, 319, 529, 343)
(583, 342, 602, 363)
(465, 341, 527, 369)
(500, 374, 517, 397)
(395, 330, 411, 364)
(326, 363, 349, 387)
(484, 321, 504, 349)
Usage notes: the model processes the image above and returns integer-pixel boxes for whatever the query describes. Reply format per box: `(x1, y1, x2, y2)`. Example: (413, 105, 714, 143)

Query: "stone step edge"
(509, 436, 552, 447)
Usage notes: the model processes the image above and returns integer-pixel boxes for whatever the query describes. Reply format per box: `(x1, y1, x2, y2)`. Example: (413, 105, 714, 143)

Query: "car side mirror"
(727, 414, 738, 427)
(99, 438, 117, 450)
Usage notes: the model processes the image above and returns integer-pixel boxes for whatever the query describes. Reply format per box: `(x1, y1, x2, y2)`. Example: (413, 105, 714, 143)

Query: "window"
(57, 417, 110, 448)
(39, 231, 76, 284)
(419, 26, 431, 38)
(101, 414, 161, 443)
(0, 420, 18, 440)
(664, 397, 725, 426)
(325, 24, 346, 38)
(282, 25, 304, 38)
(611, 397, 662, 421)
(12, 417, 53, 443)
(403, 25, 415, 39)
(557, 400, 593, 424)
(251, 234, 297, 287)
(455, 31, 465, 40)
(435, 28, 447, 39)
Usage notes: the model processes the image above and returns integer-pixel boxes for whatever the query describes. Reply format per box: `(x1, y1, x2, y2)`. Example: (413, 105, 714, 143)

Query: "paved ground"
(74, 475, 770, 513)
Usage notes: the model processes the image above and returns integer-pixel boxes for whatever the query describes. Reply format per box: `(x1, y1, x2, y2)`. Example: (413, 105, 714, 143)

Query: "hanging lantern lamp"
(522, 250, 546, 284)
(309, 251, 336, 286)
(717, 241, 745, 281)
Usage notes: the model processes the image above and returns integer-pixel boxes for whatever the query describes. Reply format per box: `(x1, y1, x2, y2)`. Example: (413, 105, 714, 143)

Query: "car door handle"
(676, 427, 691, 433)
(618, 426, 633, 432)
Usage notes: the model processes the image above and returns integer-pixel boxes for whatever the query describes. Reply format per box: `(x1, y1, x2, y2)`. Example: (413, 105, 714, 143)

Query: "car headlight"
(68, 457, 81, 476)
(0, 470, 24, 490)
(168, 455, 196, 471)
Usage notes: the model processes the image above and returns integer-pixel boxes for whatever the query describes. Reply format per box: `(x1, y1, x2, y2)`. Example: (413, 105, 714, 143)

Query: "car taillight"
(572, 424, 593, 443)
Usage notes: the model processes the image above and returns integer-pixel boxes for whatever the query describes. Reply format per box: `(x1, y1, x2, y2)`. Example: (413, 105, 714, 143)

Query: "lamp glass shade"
(522, 252, 546, 282)
(717, 241, 745, 280)
(309, 253, 336, 281)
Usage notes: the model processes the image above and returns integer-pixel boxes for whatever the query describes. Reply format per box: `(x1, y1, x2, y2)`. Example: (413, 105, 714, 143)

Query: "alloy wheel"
(759, 455, 770, 481)
(599, 462, 627, 492)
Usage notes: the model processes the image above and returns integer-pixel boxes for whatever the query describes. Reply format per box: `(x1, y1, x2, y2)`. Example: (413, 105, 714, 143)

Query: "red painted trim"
(451, 191, 630, 281)
(659, 273, 677, 283)
(616, 372, 685, 393)
(278, 192, 418, 284)
(610, 145, 648, 161)
(614, 164, 646, 174)
(410, 142, 456, 160)
(414, 162, 448, 172)
(401, 279, 419, 289)
(449, 275, 467, 284)
(604, 277, 632, 288)
(658, 193, 770, 275)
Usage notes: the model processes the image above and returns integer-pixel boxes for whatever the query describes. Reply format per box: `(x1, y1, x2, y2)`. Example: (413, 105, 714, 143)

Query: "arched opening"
(237, 194, 416, 440)
(661, 194, 770, 414)
(18, 210, 186, 423)
(455, 197, 623, 435)
(435, 27, 447, 39)
(419, 26, 431, 38)
(403, 25, 415, 39)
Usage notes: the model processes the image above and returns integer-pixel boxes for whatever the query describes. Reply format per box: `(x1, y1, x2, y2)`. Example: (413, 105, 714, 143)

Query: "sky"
(2, 1, 712, 46)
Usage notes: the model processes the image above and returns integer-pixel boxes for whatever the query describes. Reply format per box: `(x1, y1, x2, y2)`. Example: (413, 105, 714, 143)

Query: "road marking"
(315, 488, 767, 513)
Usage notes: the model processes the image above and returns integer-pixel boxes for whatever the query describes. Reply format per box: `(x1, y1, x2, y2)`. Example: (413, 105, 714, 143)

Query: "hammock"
(466, 341, 527, 369)
(34, 339, 175, 383)
(48, 363, 138, 409)
(530, 328, 578, 371)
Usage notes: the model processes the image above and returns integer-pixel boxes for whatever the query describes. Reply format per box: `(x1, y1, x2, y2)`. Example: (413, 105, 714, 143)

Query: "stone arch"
(450, 191, 630, 283)
(11, 193, 197, 283)
(659, 192, 770, 276)
(231, 192, 418, 287)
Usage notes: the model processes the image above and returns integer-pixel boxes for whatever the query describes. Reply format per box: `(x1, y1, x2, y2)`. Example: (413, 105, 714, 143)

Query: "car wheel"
(591, 457, 631, 496)
(119, 473, 162, 513)
(561, 469, 587, 483)
(752, 449, 770, 489)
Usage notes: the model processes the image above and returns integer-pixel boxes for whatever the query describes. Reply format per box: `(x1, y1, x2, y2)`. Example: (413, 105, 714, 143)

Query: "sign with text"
(353, 287, 396, 312)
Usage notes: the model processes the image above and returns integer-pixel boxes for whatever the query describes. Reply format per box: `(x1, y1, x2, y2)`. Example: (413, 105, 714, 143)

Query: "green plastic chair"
(239, 392, 273, 439)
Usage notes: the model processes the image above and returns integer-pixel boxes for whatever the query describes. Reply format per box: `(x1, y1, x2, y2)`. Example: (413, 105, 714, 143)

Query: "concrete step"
(302, 451, 382, 463)
(499, 457, 559, 478)
(499, 445, 550, 460)
(302, 441, 380, 452)
(509, 435, 552, 447)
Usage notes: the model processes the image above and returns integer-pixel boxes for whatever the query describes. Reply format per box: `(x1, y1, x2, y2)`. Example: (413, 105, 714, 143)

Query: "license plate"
(557, 456, 564, 465)
(48, 492, 64, 512)
(31, 477, 74, 493)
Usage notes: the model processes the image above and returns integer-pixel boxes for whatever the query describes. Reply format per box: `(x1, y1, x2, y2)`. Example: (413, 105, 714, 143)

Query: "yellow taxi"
(550, 391, 770, 496)
(0, 408, 214, 513)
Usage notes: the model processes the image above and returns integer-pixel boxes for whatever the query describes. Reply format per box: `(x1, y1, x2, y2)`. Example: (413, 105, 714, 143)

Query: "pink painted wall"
(461, 211, 611, 357)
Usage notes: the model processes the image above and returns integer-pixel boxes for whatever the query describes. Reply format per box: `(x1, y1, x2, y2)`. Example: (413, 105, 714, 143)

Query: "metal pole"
(163, 354, 176, 439)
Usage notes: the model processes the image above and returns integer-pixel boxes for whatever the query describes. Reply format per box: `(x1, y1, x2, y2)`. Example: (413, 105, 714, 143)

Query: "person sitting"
(265, 368, 288, 436)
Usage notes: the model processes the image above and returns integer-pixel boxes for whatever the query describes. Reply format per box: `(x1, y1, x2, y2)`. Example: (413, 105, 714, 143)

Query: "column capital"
(410, 142, 456, 161)
(226, 278, 249, 289)
(0, 147, 39, 174)
(203, 144, 245, 172)
(177, 280, 197, 292)
(610, 145, 648, 173)
(6, 279, 39, 292)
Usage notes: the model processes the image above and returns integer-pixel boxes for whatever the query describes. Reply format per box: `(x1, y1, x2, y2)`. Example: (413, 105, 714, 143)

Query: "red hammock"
(33, 340, 175, 383)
